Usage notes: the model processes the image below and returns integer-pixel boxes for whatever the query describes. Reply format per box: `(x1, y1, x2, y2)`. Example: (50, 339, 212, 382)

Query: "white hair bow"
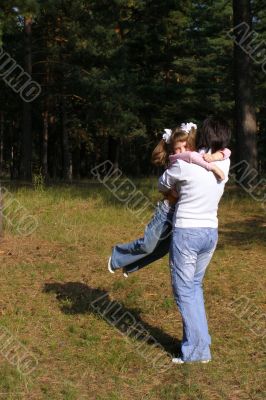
(181, 122, 197, 133)
(162, 129, 172, 144)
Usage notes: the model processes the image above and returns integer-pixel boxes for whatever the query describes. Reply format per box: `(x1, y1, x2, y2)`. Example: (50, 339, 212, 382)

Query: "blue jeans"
(111, 201, 175, 273)
(170, 227, 218, 362)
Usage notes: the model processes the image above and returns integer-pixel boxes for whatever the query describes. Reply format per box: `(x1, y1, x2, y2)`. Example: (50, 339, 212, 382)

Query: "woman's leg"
(192, 245, 217, 346)
(170, 228, 217, 362)
(111, 201, 174, 270)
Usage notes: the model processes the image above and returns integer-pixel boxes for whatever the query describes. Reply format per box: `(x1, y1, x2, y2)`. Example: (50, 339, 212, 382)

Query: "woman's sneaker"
(172, 358, 184, 364)
(107, 257, 115, 274)
(172, 357, 211, 364)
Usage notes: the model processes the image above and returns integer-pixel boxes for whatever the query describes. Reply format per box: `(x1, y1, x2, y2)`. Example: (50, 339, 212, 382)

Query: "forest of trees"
(0, 0, 265, 181)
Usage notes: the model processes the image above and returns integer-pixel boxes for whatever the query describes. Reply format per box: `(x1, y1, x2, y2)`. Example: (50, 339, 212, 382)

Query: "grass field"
(0, 179, 265, 400)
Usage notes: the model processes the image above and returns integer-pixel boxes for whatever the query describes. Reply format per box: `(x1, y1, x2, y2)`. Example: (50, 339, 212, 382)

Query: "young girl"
(153, 124, 228, 180)
(108, 122, 231, 277)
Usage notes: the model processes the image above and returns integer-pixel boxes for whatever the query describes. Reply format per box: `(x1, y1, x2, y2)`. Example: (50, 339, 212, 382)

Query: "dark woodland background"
(0, 0, 265, 181)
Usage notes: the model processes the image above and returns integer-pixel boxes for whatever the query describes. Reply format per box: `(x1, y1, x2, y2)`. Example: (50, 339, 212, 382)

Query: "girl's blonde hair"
(186, 127, 197, 151)
(151, 126, 197, 167)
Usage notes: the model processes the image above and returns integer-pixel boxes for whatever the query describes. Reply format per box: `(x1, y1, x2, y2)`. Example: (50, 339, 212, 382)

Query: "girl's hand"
(203, 152, 224, 162)
(203, 153, 216, 162)
(163, 189, 179, 205)
(212, 165, 225, 181)
(169, 189, 179, 199)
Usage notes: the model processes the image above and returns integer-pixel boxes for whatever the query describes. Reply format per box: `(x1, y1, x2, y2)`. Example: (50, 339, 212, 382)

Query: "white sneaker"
(108, 257, 115, 274)
(172, 357, 184, 364)
(123, 268, 128, 278)
(172, 358, 211, 364)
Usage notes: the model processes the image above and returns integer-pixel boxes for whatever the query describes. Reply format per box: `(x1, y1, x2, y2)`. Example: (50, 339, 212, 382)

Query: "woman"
(158, 117, 231, 363)
(108, 120, 230, 277)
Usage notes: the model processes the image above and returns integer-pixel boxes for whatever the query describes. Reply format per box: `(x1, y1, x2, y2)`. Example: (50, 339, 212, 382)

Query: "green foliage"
(33, 169, 45, 191)
(0, 0, 265, 178)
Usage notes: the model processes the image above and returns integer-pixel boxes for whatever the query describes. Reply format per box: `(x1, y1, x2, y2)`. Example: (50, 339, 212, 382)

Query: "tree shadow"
(219, 216, 266, 247)
(43, 281, 181, 356)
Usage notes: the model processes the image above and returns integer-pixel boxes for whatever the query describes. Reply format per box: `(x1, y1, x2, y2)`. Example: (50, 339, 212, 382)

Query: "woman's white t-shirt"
(158, 158, 230, 228)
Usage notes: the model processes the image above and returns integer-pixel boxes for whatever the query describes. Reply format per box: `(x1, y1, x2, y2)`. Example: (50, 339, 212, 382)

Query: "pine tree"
(0, 0, 264, 179)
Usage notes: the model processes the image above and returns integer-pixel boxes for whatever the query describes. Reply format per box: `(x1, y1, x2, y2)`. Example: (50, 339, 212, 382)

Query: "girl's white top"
(158, 156, 230, 228)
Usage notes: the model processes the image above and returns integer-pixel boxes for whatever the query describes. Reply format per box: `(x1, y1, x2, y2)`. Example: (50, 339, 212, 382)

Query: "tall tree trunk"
(10, 121, 15, 180)
(0, 111, 4, 174)
(108, 136, 119, 171)
(0, 187, 3, 237)
(72, 146, 80, 179)
(21, 16, 33, 181)
(48, 113, 56, 178)
(0, 112, 2, 237)
(57, 12, 71, 182)
(233, 0, 258, 180)
(42, 48, 49, 181)
(61, 94, 71, 181)
(42, 108, 49, 180)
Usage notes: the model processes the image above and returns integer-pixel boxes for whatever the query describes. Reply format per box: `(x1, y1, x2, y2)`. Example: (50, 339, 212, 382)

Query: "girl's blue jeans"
(111, 201, 175, 274)
(170, 227, 218, 361)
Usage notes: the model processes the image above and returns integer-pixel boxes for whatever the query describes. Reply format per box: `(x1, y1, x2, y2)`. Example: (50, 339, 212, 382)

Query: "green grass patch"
(0, 180, 264, 399)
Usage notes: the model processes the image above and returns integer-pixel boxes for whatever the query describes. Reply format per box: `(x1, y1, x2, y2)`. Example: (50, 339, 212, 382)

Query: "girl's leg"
(123, 233, 171, 274)
(111, 201, 174, 270)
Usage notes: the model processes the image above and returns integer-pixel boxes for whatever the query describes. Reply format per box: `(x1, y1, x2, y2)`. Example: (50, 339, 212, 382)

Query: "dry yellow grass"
(0, 181, 265, 399)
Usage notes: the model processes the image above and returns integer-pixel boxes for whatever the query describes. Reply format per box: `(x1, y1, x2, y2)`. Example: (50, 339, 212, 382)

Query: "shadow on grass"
(219, 216, 266, 246)
(43, 281, 181, 356)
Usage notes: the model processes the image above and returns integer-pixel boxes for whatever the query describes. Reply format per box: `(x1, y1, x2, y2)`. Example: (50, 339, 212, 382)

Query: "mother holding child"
(108, 117, 231, 364)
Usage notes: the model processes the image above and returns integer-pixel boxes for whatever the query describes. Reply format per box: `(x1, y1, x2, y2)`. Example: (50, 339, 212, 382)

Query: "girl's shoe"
(122, 268, 128, 278)
(108, 257, 115, 274)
